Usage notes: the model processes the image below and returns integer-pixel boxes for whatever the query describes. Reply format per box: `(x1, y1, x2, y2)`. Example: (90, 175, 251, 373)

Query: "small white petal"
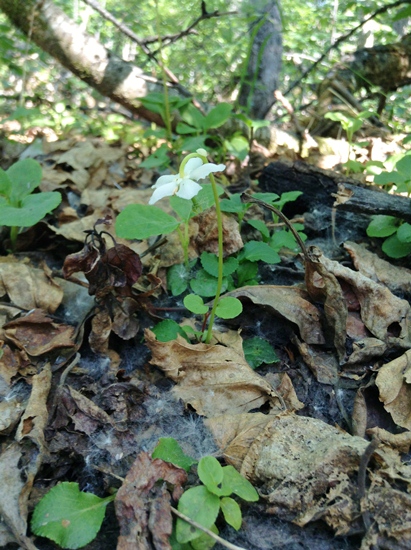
(152, 174, 177, 189)
(189, 162, 226, 181)
(196, 148, 207, 157)
(149, 181, 178, 204)
(183, 157, 204, 177)
(176, 179, 203, 200)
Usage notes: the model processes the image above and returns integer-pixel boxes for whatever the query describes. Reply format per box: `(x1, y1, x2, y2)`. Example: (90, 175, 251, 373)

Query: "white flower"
(149, 157, 226, 205)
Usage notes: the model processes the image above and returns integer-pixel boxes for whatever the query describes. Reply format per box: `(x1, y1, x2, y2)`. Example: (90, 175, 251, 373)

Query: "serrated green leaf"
(116, 204, 179, 239)
(8, 159, 42, 204)
(31, 482, 113, 550)
(0, 191, 61, 227)
(243, 337, 279, 369)
(184, 294, 209, 315)
(198, 456, 224, 490)
(152, 437, 197, 472)
(176, 486, 220, 543)
(247, 219, 270, 240)
(221, 466, 259, 502)
(215, 297, 243, 319)
(220, 194, 245, 214)
(200, 251, 239, 278)
(190, 269, 228, 297)
(366, 215, 399, 238)
(151, 320, 189, 342)
(236, 261, 258, 287)
(270, 230, 298, 252)
(220, 497, 242, 530)
(239, 241, 281, 264)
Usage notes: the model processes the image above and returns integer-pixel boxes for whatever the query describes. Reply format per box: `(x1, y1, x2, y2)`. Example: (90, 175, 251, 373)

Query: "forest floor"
(1, 132, 411, 550)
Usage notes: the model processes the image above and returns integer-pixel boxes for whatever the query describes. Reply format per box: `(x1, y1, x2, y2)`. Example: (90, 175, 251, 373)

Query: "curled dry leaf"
(319, 253, 411, 348)
(375, 349, 411, 430)
(115, 451, 187, 550)
(344, 241, 411, 295)
(0, 260, 63, 314)
(291, 335, 339, 385)
(225, 286, 325, 345)
(145, 329, 289, 417)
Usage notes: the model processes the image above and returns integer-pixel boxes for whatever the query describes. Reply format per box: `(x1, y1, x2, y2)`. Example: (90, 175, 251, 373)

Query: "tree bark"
(237, 0, 282, 119)
(0, 0, 173, 125)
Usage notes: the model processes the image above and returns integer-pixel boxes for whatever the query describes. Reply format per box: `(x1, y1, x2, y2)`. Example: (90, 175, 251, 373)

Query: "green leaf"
(382, 234, 411, 259)
(203, 103, 233, 130)
(168, 263, 194, 296)
(151, 320, 189, 342)
(243, 337, 279, 369)
(220, 194, 246, 214)
(374, 171, 406, 186)
(190, 524, 218, 550)
(194, 184, 224, 212)
(200, 251, 239, 278)
(236, 261, 258, 287)
(0, 191, 61, 227)
(152, 438, 197, 472)
(176, 122, 197, 135)
(176, 486, 220, 543)
(224, 135, 249, 161)
(220, 497, 242, 530)
(247, 219, 270, 240)
(116, 204, 179, 239)
(0, 167, 11, 197)
(198, 456, 224, 490)
(184, 294, 209, 315)
(273, 191, 303, 209)
(8, 159, 42, 204)
(252, 192, 280, 203)
(396, 154, 411, 177)
(239, 241, 281, 264)
(31, 482, 113, 550)
(270, 230, 298, 252)
(366, 215, 399, 238)
(190, 269, 228, 297)
(397, 223, 411, 243)
(170, 195, 194, 223)
(221, 466, 259, 502)
(215, 297, 243, 319)
(181, 104, 206, 130)
(140, 145, 170, 169)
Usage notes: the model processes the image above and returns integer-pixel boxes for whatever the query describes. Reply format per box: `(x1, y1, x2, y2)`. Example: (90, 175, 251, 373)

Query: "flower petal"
(176, 179, 203, 200)
(152, 174, 177, 189)
(149, 181, 178, 204)
(183, 157, 204, 177)
(189, 162, 226, 181)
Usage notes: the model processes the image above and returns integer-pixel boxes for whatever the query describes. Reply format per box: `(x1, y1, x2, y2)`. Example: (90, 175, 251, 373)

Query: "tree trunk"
(0, 0, 172, 125)
(237, 0, 282, 119)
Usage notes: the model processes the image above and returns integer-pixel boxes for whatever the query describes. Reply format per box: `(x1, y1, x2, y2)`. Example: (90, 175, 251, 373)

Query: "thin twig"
(170, 506, 247, 550)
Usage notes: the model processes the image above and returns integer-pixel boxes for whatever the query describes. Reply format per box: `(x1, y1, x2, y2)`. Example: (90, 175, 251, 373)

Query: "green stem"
(177, 226, 189, 266)
(205, 173, 224, 344)
(10, 226, 19, 249)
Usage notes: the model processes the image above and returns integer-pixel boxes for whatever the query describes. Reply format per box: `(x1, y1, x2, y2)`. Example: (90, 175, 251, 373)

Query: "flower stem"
(205, 173, 224, 343)
(177, 226, 189, 266)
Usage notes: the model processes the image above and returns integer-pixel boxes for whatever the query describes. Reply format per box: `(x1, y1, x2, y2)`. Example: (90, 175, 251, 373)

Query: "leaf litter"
(0, 137, 411, 549)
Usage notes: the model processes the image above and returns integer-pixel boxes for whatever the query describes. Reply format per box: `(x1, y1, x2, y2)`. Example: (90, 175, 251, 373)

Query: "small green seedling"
(243, 336, 279, 368)
(367, 214, 411, 258)
(31, 482, 115, 549)
(0, 158, 61, 248)
(152, 438, 259, 549)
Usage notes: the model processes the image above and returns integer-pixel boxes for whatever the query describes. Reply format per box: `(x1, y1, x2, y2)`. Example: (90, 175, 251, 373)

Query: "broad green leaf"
(168, 263, 194, 296)
(170, 195, 194, 222)
(152, 438, 197, 472)
(0, 191, 61, 227)
(116, 204, 179, 239)
(236, 261, 258, 287)
(396, 154, 411, 176)
(239, 241, 281, 264)
(215, 297, 243, 319)
(252, 192, 280, 203)
(198, 456, 224, 490)
(224, 135, 249, 161)
(270, 230, 298, 251)
(397, 223, 411, 243)
(184, 294, 209, 315)
(203, 103, 233, 130)
(31, 482, 113, 550)
(247, 219, 270, 240)
(140, 145, 170, 169)
(220, 497, 242, 530)
(374, 171, 405, 186)
(200, 251, 239, 278)
(243, 337, 279, 369)
(181, 104, 206, 130)
(382, 234, 411, 259)
(194, 184, 224, 212)
(190, 524, 218, 550)
(273, 191, 303, 209)
(8, 159, 42, 204)
(151, 320, 189, 342)
(366, 215, 399, 238)
(190, 269, 228, 297)
(176, 121, 198, 135)
(176, 486, 220, 543)
(221, 466, 259, 502)
(220, 194, 246, 214)
(0, 168, 11, 197)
